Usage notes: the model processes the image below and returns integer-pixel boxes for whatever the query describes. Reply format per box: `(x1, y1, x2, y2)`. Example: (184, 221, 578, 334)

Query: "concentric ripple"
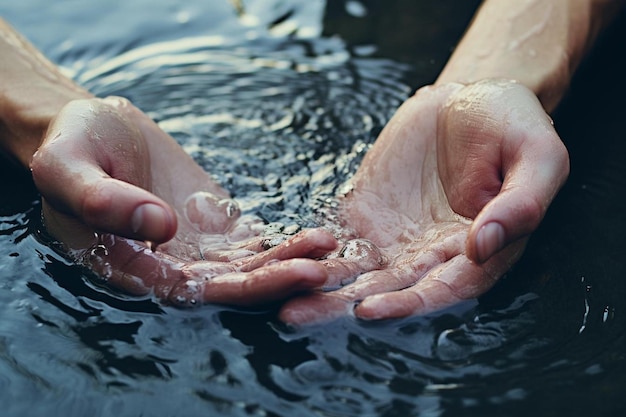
(1, 1, 626, 416)
(79, 35, 411, 227)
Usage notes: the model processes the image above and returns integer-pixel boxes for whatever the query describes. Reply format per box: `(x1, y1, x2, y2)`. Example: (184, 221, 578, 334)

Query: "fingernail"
(475, 222, 506, 263)
(131, 203, 171, 239)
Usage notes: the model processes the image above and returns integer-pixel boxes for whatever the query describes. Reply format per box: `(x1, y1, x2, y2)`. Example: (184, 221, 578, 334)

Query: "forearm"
(0, 18, 91, 168)
(436, 0, 623, 112)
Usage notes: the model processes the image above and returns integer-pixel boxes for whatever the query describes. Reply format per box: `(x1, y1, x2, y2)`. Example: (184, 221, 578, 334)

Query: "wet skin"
(31, 97, 339, 306)
(30, 80, 568, 318)
(280, 80, 569, 323)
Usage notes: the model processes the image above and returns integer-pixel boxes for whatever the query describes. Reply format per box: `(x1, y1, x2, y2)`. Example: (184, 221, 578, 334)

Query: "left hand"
(31, 97, 338, 307)
(280, 79, 569, 323)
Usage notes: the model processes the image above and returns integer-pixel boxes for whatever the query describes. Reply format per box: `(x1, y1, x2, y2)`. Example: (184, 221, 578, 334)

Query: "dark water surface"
(1, 1, 626, 416)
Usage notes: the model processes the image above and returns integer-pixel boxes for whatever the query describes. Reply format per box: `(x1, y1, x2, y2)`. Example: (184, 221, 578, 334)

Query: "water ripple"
(2, 1, 626, 416)
(79, 35, 410, 229)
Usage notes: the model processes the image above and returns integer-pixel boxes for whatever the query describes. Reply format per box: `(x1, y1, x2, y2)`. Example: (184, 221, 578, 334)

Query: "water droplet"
(339, 239, 374, 261)
(345, 0, 367, 17)
(222, 199, 241, 218)
(145, 240, 158, 252)
(262, 235, 287, 250)
(85, 243, 113, 282)
(338, 238, 386, 269)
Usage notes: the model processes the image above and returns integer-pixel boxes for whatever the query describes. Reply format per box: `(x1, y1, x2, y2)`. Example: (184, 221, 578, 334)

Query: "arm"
(0, 18, 337, 306)
(0, 18, 92, 167)
(0, 17, 180, 246)
(437, 0, 622, 112)
(280, 0, 625, 323)
(436, 0, 624, 263)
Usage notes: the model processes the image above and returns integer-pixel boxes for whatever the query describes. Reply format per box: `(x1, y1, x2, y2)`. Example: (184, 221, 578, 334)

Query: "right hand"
(279, 79, 570, 324)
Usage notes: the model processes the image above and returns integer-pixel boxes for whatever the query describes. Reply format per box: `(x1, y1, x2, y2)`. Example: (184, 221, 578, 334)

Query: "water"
(1, 1, 626, 416)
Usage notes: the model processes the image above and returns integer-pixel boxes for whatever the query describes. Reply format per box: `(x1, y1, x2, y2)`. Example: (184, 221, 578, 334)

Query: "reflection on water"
(1, 0, 626, 416)
(79, 34, 409, 228)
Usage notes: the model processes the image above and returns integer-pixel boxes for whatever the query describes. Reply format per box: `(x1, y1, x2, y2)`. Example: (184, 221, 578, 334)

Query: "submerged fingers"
(355, 244, 520, 319)
(279, 225, 519, 325)
(235, 228, 338, 272)
(354, 255, 486, 319)
(161, 229, 339, 307)
(168, 258, 328, 307)
(279, 255, 490, 325)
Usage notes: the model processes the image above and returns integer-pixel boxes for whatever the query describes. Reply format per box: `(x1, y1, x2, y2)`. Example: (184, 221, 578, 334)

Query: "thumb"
(467, 103, 569, 264)
(30, 98, 177, 245)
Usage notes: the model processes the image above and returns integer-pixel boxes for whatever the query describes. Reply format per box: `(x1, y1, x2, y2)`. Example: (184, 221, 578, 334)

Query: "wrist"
(0, 18, 92, 168)
(434, 0, 619, 114)
(0, 84, 92, 169)
(436, 62, 570, 114)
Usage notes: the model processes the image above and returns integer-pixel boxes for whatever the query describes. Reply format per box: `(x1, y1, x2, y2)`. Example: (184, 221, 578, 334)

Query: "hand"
(30, 97, 338, 306)
(280, 79, 569, 323)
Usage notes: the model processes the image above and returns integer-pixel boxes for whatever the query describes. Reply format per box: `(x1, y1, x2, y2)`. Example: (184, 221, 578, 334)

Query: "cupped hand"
(280, 79, 569, 323)
(30, 97, 338, 306)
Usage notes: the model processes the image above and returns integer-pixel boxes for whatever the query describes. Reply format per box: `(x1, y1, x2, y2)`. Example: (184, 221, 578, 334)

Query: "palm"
(280, 81, 567, 323)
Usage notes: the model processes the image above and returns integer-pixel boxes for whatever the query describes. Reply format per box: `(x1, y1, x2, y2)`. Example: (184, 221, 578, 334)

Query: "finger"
(169, 258, 328, 307)
(38, 168, 178, 245)
(279, 292, 356, 324)
(245, 238, 385, 321)
(326, 226, 466, 295)
(279, 232, 467, 325)
(279, 269, 414, 326)
(198, 228, 337, 264)
(198, 234, 262, 262)
(466, 91, 569, 264)
(280, 267, 437, 324)
(355, 245, 522, 320)
(71, 234, 185, 297)
(31, 99, 177, 244)
(235, 228, 338, 271)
